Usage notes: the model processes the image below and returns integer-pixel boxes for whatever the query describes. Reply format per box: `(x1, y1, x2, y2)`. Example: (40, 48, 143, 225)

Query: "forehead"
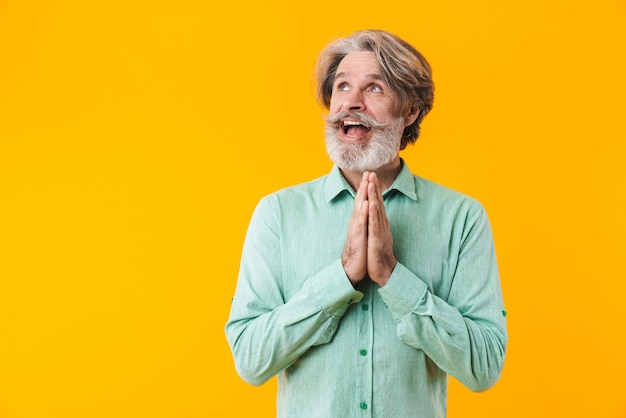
(335, 51, 381, 79)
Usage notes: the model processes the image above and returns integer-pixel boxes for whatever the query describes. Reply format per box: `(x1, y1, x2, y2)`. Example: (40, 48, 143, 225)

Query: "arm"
(225, 196, 363, 386)
(378, 204, 507, 392)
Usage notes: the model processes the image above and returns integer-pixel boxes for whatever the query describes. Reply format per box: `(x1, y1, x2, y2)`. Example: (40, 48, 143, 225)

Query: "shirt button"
(359, 349, 367, 356)
(361, 304, 369, 311)
(360, 402, 368, 410)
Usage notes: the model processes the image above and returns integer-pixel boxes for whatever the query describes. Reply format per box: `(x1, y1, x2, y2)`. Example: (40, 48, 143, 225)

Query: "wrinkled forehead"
(334, 51, 380, 79)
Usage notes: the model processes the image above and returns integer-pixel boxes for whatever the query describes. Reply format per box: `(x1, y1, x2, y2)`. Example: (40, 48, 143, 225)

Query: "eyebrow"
(334, 72, 383, 81)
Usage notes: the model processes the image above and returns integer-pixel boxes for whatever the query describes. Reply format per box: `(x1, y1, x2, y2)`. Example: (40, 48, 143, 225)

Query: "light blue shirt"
(226, 161, 507, 417)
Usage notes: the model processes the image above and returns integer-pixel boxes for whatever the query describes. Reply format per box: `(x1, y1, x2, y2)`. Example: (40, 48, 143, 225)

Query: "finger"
(367, 181, 384, 222)
(367, 172, 383, 203)
(343, 198, 369, 284)
(352, 173, 370, 232)
(353, 171, 370, 216)
(367, 173, 387, 219)
(368, 192, 384, 239)
(355, 199, 369, 230)
(368, 181, 390, 245)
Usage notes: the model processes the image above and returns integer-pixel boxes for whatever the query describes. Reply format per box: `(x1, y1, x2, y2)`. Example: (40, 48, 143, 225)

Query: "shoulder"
(413, 175, 476, 202)
(256, 174, 329, 212)
(412, 174, 486, 218)
(268, 174, 327, 199)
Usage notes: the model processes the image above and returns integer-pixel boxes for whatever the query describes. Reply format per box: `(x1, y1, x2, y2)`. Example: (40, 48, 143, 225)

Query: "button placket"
(355, 280, 374, 414)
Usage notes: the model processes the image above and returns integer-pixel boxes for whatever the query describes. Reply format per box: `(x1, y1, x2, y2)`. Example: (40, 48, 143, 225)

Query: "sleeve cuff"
(299, 258, 364, 318)
(377, 262, 428, 321)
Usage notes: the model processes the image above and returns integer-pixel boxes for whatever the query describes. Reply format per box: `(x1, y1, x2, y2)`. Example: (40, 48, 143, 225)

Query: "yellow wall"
(1, 1, 625, 417)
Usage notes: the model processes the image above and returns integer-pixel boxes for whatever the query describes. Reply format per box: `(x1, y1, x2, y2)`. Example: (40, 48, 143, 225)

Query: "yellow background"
(1, 0, 625, 417)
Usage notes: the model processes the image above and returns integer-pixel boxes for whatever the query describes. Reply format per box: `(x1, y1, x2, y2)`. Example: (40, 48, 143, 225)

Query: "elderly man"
(226, 29, 507, 417)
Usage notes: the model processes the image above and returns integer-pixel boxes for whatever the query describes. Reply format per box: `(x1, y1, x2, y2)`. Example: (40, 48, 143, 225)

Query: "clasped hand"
(342, 171, 397, 287)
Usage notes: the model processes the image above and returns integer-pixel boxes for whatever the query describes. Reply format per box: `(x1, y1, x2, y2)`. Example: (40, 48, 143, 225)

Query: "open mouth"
(342, 120, 372, 137)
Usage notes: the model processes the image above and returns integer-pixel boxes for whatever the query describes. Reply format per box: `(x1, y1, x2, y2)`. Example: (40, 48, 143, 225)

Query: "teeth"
(343, 120, 369, 128)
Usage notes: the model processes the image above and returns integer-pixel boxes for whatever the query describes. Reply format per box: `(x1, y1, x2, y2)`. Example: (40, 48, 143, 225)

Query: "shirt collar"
(324, 159, 418, 202)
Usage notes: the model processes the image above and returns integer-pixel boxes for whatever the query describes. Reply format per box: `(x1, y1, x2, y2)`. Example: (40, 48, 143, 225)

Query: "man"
(226, 29, 507, 417)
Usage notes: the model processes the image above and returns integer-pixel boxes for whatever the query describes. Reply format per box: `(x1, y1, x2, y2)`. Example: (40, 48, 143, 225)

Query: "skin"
(329, 51, 419, 287)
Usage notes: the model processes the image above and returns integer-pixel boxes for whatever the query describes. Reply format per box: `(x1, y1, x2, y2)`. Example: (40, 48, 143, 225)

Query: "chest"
(278, 198, 459, 301)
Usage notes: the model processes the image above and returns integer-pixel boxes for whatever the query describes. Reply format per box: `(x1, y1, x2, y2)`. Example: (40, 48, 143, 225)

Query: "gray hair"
(315, 30, 435, 149)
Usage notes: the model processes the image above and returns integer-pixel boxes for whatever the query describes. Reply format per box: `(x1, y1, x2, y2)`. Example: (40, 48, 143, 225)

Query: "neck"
(341, 156, 402, 192)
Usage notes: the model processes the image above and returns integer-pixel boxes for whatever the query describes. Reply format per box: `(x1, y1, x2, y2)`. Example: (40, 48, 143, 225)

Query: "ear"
(404, 106, 421, 127)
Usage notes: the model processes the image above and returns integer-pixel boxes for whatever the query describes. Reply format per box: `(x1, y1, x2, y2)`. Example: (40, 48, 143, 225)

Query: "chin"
(327, 138, 399, 172)
(325, 116, 403, 172)
(333, 148, 394, 172)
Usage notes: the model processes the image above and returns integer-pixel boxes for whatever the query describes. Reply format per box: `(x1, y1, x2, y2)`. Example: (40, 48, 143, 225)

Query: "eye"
(369, 85, 383, 93)
(335, 82, 350, 92)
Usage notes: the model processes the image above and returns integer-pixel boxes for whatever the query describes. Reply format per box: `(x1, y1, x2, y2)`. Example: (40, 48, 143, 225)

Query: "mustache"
(324, 112, 389, 129)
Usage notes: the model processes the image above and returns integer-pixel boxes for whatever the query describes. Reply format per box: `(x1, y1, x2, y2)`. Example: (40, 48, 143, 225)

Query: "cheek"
(382, 104, 401, 121)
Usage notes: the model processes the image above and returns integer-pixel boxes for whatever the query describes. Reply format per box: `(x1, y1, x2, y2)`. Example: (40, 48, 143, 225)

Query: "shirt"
(226, 161, 507, 417)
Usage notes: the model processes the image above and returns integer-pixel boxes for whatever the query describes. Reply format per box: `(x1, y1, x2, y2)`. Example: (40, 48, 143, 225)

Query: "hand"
(342, 172, 369, 286)
(366, 172, 396, 286)
(342, 172, 396, 287)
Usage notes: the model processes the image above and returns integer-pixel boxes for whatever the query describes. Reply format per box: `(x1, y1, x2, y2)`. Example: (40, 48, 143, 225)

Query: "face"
(324, 51, 413, 172)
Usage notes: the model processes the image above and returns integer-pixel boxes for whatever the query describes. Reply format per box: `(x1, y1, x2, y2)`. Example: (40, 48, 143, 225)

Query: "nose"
(342, 89, 365, 112)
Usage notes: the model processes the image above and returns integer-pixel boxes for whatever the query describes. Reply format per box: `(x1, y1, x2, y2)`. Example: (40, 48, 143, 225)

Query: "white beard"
(324, 113, 404, 172)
